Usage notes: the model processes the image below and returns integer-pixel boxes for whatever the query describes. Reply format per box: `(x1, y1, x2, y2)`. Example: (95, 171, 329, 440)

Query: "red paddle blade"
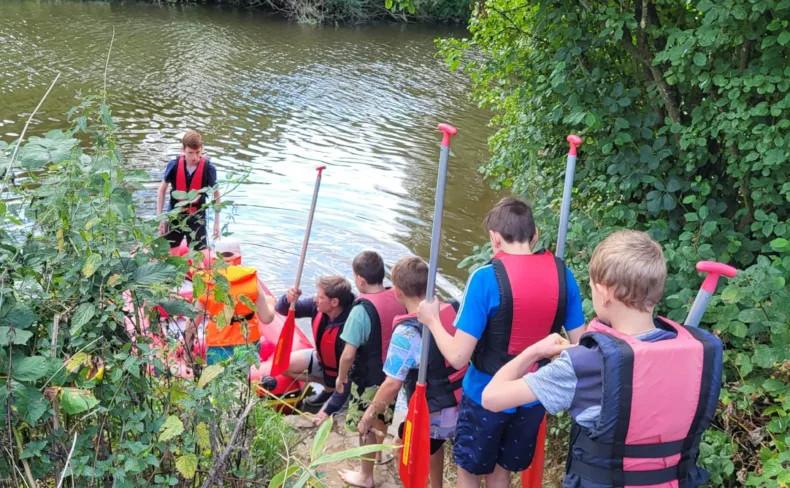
(399, 383, 431, 488)
(270, 309, 296, 376)
(521, 415, 547, 487)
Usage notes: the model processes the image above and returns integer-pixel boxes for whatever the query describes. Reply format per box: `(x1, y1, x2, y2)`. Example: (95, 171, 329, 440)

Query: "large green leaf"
(132, 262, 176, 286)
(0, 327, 33, 345)
(71, 303, 96, 336)
(82, 254, 102, 278)
(269, 466, 300, 488)
(311, 414, 332, 462)
(0, 305, 36, 329)
(159, 415, 184, 442)
(175, 454, 198, 479)
(311, 444, 393, 467)
(195, 422, 211, 450)
(15, 385, 48, 425)
(12, 356, 48, 382)
(198, 364, 224, 389)
(60, 387, 99, 415)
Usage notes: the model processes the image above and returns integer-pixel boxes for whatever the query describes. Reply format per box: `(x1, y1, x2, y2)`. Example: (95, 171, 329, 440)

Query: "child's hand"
(531, 333, 572, 360)
(158, 221, 167, 236)
(286, 287, 302, 304)
(336, 377, 346, 394)
(417, 299, 440, 328)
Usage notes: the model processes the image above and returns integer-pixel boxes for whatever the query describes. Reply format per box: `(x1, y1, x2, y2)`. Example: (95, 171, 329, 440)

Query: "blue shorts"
(206, 342, 259, 366)
(453, 393, 545, 475)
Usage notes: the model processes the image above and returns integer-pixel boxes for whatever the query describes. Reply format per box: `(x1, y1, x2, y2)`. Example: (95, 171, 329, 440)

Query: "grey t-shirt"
(524, 326, 675, 428)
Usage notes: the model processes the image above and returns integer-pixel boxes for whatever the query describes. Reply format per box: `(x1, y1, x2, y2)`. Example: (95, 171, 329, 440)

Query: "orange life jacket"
(197, 266, 262, 347)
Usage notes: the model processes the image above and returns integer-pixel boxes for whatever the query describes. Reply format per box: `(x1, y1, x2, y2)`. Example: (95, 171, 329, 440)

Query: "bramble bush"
(0, 91, 388, 486)
(444, 0, 790, 485)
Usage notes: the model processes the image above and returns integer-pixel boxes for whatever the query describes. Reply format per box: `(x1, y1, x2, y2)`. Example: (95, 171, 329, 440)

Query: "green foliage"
(0, 96, 298, 486)
(444, 0, 790, 485)
(268, 415, 392, 488)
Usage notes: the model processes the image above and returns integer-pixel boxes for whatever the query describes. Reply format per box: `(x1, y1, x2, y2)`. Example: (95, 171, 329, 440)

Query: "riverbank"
(122, 0, 470, 24)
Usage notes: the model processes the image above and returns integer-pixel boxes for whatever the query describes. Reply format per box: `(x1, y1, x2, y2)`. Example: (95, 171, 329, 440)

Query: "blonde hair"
(589, 230, 667, 312)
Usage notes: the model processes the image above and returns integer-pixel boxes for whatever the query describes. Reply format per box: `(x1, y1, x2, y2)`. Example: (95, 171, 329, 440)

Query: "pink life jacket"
(565, 317, 723, 487)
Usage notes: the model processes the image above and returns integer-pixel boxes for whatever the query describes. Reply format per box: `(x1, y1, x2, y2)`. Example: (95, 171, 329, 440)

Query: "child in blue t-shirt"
(418, 198, 586, 487)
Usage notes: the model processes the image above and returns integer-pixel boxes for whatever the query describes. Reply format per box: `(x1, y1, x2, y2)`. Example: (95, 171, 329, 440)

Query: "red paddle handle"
(316, 165, 326, 175)
(438, 123, 457, 147)
(697, 261, 738, 293)
(567, 135, 583, 156)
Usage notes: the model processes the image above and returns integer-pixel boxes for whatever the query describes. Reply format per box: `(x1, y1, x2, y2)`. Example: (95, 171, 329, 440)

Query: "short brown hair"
(391, 256, 427, 299)
(182, 130, 203, 150)
(353, 251, 385, 285)
(589, 230, 667, 312)
(483, 197, 536, 244)
(317, 275, 355, 307)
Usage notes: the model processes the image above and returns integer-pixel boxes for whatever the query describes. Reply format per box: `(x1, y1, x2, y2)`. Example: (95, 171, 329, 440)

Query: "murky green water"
(0, 0, 500, 296)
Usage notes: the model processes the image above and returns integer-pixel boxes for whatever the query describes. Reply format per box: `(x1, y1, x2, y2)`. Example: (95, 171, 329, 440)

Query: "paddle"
(684, 261, 737, 327)
(522, 134, 581, 488)
(271, 165, 326, 377)
(399, 123, 457, 488)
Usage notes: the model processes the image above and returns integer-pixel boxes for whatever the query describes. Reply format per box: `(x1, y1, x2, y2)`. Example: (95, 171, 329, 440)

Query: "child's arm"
(255, 285, 276, 325)
(358, 376, 403, 435)
(562, 268, 588, 344)
(419, 299, 478, 370)
(212, 188, 221, 240)
(335, 344, 357, 394)
(156, 180, 169, 235)
(482, 333, 572, 412)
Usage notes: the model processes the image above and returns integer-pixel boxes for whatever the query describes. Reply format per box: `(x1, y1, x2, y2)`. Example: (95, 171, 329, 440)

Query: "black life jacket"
(349, 288, 407, 389)
(402, 301, 467, 413)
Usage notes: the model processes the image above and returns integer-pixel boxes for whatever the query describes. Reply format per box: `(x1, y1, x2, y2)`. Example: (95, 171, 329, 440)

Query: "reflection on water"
(0, 0, 501, 299)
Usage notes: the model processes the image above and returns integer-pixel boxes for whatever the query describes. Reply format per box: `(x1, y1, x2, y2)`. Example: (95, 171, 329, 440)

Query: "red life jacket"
(401, 301, 467, 413)
(471, 250, 566, 375)
(565, 318, 723, 487)
(349, 288, 407, 389)
(311, 307, 350, 388)
(174, 155, 207, 214)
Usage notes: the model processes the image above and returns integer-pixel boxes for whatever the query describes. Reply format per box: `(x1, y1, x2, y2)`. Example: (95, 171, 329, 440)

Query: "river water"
(0, 0, 501, 297)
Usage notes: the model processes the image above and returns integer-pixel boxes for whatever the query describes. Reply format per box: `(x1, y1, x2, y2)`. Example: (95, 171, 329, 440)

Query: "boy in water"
(157, 130, 220, 250)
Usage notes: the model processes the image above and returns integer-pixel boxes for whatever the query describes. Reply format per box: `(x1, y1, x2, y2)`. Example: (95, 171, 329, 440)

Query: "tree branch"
(200, 398, 258, 488)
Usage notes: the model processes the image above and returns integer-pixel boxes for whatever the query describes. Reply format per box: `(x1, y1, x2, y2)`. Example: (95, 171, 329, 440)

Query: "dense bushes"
(444, 0, 790, 485)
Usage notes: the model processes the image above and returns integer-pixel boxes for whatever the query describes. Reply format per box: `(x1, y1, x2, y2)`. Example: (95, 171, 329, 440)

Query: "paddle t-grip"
(567, 135, 582, 156)
(437, 123, 457, 147)
(685, 261, 738, 328)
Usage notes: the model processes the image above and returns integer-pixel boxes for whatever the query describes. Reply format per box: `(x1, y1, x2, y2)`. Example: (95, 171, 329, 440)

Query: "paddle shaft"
(290, 166, 325, 310)
(417, 131, 453, 385)
(556, 136, 582, 260)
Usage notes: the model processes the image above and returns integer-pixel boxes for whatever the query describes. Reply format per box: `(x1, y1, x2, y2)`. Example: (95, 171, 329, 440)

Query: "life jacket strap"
(567, 458, 695, 486)
(231, 312, 256, 324)
(572, 429, 701, 459)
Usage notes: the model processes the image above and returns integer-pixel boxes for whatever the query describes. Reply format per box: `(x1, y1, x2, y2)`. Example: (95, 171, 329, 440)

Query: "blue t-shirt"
(455, 261, 585, 413)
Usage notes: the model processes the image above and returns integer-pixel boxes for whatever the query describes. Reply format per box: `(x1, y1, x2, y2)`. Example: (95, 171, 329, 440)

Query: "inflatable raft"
(124, 239, 313, 413)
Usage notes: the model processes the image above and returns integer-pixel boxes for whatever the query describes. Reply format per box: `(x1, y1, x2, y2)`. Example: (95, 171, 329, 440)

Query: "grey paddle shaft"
(418, 126, 455, 385)
(555, 154, 576, 260)
(291, 166, 325, 311)
(684, 289, 712, 328)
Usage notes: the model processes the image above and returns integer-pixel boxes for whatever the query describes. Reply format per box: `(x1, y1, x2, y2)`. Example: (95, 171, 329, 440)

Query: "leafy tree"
(441, 0, 790, 485)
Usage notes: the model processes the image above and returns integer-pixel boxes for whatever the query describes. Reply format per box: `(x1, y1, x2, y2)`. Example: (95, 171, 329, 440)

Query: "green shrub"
(445, 0, 790, 485)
